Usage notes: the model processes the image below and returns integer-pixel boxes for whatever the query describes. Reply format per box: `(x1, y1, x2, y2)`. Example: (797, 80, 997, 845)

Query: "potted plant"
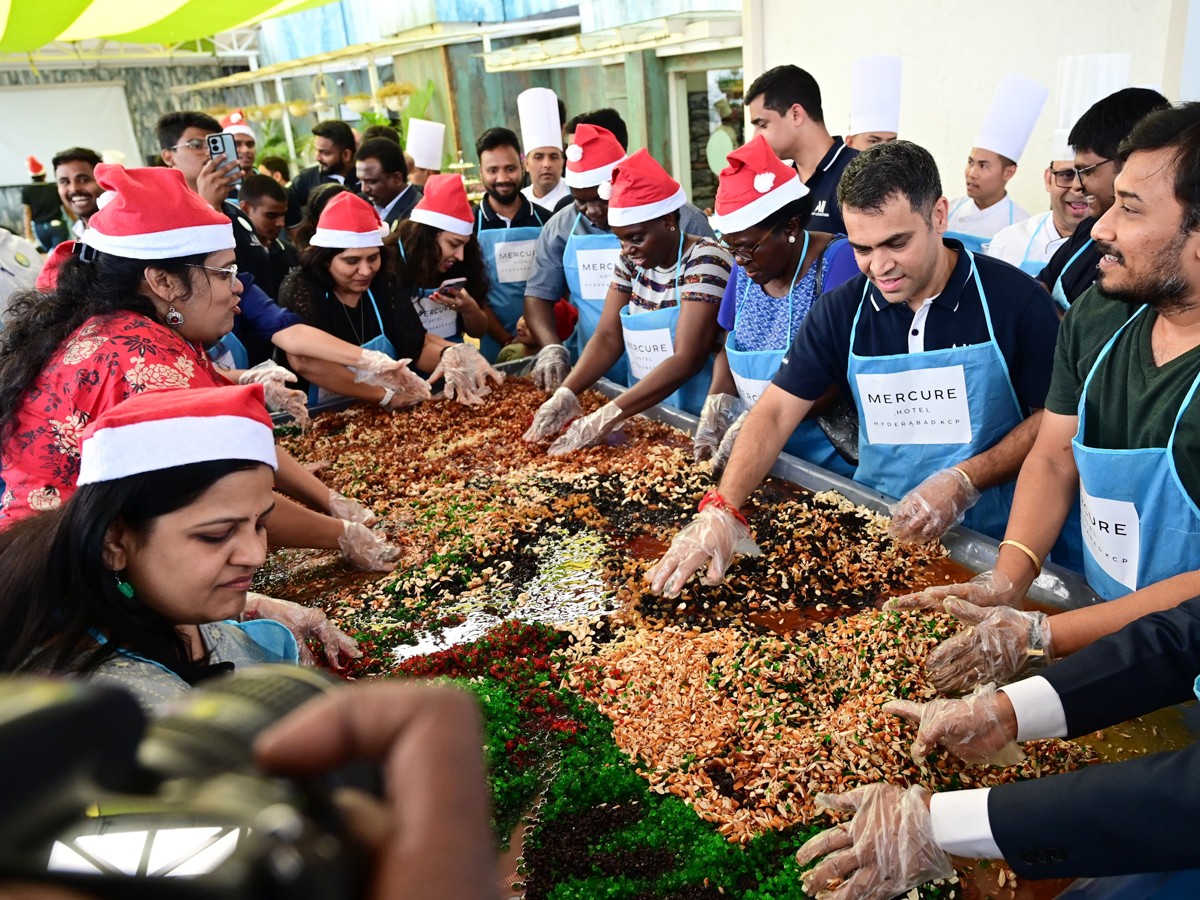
(243, 105, 265, 123)
(263, 102, 285, 121)
(376, 81, 416, 113)
(286, 98, 311, 118)
(345, 92, 373, 113)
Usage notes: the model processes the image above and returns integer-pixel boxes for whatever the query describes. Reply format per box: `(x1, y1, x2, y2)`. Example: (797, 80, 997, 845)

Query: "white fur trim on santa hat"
(565, 157, 627, 190)
(77, 414, 277, 486)
(608, 186, 687, 227)
(410, 207, 474, 236)
(82, 222, 235, 260)
(709, 176, 808, 237)
(310, 226, 386, 249)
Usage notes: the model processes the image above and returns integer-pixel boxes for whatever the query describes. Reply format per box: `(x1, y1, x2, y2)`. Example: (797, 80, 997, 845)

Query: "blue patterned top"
(729, 254, 830, 353)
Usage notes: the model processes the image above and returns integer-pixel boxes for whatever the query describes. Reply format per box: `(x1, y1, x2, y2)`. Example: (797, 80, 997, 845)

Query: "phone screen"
(206, 133, 242, 186)
(437, 277, 466, 292)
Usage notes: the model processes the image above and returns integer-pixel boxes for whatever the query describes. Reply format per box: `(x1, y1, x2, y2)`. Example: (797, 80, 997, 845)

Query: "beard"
(487, 182, 520, 205)
(1095, 234, 1195, 315)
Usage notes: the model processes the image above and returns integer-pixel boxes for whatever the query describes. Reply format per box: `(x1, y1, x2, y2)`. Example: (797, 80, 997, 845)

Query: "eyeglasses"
(187, 262, 239, 284)
(170, 138, 207, 153)
(1049, 158, 1114, 189)
(718, 222, 780, 263)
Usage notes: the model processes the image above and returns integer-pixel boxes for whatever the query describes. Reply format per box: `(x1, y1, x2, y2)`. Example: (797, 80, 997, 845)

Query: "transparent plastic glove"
(532, 343, 571, 392)
(888, 467, 981, 545)
(261, 380, 311, 427)
(238, 360, 298, 387)
(523, 386, 582, 443)
(328, 489, 376, 526)
(884, 682, 1024, 767)
(888, 569, 1018, 612)
(712, 409, 748, 472)
(428, 344, 505, 407)
(546, 401, 623, 455)
(243, 592, 362, 668)
(925, 598, 1053, 694)
(796, 784, 953, 900)
(354, 354, 432, 407)
(644, 505, 762, 598)
(693, 393, 743, 462)
(338, 521, 401, 573)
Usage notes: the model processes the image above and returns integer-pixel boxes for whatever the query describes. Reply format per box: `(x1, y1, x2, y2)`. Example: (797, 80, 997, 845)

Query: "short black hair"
(355, 137, 408, 178)
(238, 173, 287, 206)
(745, 65, 824, 124)
(155, 111, 220, 150)
(361, 124, 400, 145)
(1118, 102, 1200, 234)
(258, 155, 290, 181)
(837, 140, 942, 219)
(476, 126, 522, 159)
(311, 120, 356, 153)
(565, 108, 628, 150)
(1069, 87, 1170, 159)
(52, 147, 102, 171)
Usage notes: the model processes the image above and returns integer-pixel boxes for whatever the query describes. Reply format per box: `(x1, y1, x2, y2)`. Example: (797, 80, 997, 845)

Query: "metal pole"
(275, 76, 298, 169)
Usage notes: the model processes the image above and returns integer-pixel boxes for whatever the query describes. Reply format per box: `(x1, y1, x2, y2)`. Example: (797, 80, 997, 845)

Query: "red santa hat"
(410, 174, 474, 236)
(564, 124, 627, 192)
(220, 109, 255, 139)
(606, 149, 686, 227)
(35, 240, 74, 292)
(76, 385, 277, 486)
(310, 192, 387, 248)
(27, 156, 44, 177)
(82, 164, 234, 260)
(709, 134, 809, 236)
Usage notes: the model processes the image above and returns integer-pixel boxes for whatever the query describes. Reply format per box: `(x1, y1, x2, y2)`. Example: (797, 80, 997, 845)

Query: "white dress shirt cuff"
(929, 788, 1002, 858)
(999, 675, 1068, 741)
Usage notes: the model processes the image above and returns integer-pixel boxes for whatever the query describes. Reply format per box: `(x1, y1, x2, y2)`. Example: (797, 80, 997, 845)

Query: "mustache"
(1095, 240, 1124, 263)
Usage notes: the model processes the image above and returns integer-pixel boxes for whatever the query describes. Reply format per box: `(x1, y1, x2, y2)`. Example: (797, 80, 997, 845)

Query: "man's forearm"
(957, 410, 1042, 492)
(273, 324, 365, 367)
(718, 386, 812, 508)
(266, 493, 344, 549)
(524, 294, 561, 347)
(286, 354, 386, 405)
(275, 446, 335, 511)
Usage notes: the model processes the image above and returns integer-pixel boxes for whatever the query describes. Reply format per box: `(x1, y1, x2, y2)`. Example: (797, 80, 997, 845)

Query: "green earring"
(114, 572, 135, 599)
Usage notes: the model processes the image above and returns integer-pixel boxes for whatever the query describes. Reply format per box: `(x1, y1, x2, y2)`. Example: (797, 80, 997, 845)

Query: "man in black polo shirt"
(646, 140, 1061, 597)
(745, 65, 857, 235)
(285, 120, 360, 237)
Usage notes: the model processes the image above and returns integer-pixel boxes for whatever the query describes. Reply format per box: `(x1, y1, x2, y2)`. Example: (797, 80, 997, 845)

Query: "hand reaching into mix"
(355, 351, 432, 408)
(523, 386, 582, 442)
(243, 592, 362, 668)
(888, 467, 981, 544)
(644, 501, 762, 598)
(427, 344, 505, 407)
(239, 360, 310, 426)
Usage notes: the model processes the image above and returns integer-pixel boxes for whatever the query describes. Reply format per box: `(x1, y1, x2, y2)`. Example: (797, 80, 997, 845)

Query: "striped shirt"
(611, 237, 733, 313)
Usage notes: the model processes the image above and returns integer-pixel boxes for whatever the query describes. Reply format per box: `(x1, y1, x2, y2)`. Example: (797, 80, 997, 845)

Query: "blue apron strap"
(366, 288, 387, 334)
(848, 278, 871, 349)
(397, 238, 407, 265)
(1164, 361, 1200, 520)
(964, 250, 1022, 415)
(1019, 214, 1045, 268)
(1078, 304, 1148, 413)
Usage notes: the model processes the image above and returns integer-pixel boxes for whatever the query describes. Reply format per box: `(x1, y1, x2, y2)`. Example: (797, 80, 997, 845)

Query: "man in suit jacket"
(356, 137, 421, 232)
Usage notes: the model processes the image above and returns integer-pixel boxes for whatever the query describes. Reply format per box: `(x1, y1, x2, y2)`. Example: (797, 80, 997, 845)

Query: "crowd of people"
(1, 51, 1199, 898)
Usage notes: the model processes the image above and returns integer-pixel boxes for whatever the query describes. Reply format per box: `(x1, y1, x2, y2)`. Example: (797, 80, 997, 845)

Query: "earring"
(165, 305, 185, 327)
(113, 572, 135, 599)
(788, 235, 796, 243)
(667, 224, 676, 232)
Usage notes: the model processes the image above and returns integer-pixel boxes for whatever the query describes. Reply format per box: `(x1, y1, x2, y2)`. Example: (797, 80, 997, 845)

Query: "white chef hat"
(407, 118, 446, 170)
(849, 55, 902, 135)
(1050, 128, 1074, 163)
(1056, 54, 1132, 149)
(518, 87, 562, 154)
(974, 75, 1049, 163)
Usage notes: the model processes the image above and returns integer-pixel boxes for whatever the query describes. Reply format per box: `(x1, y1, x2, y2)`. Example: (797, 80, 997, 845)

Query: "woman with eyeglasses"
(524, 148, 732, 453)
(693, 136, 859, 475)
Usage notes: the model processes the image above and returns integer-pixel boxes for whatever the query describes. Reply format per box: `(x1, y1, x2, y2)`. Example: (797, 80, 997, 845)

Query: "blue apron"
(1051, 238, 1095, 312)
(1071, 304, 1200, 600)
(207, 330, 249, 371)
(562, 213, 628, 384)
(725, 233, 855, 477)
(945, 197, 1015, 254)
(847, 251, 1022, 540)
(93, 619, 299, 667)
(308, 289, 396, 406)
(1016, 212, 1054, 277)
(617, 230, 712, 416)
(396, 240, 463, 343)
(475, 205, 544, 362)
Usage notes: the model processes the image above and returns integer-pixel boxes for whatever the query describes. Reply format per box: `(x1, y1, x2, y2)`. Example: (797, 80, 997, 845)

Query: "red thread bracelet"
(699, 490, 748, 526)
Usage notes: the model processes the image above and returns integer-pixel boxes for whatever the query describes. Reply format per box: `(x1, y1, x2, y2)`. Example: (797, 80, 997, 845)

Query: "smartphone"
(436, 277, 467, 292)
(206, 132, 242, 185)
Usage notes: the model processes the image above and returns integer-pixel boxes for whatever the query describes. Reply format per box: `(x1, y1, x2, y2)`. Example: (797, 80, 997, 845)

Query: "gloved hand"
(427, 344, 505, 407)
(338, 521, 401, 572)
(711, 409, 748, 472)
(924, 598, 1053, 694)
(238, 360, 297, 387)
(884, 682, 1024, 767)
(523, 386, 582, 443)
(532, 343, 571, 392)
(546, 401, 623, 455)
(795, 784, 953, 900)
(888, 569, 1019, 611)
(888, 467, 981, 544)
(354, 353, 432, 407)
(243, 592, 362, 668)
(328, 489, 376, 526)
(693, 393, 743, 462)
(644, 505, 762, 598)
(239, 361, 311, 426)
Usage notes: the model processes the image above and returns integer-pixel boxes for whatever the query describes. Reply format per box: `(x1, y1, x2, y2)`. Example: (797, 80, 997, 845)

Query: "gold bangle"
(999, 539, 1042, 576)
(950, 466, 975, 491)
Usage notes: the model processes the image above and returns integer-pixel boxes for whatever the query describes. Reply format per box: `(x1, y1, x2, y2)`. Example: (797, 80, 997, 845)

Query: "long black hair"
(0, 251, 206, 441)
(277, 242, 400, 330)
(389, 219, 490, 305)
(0, 459, 263, 683)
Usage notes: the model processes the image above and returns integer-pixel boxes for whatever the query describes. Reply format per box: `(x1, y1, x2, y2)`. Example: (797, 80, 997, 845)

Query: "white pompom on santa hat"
(310, 192, 388, 248)
(606, 149, 687, 227)
(220, 109, 255, 139)
(564, 123, 627, 191)
(82, 164, 234, 259)
(77, 385, 278, 486)
(709, 134, 809, 236)
(410, 173, 474, 236)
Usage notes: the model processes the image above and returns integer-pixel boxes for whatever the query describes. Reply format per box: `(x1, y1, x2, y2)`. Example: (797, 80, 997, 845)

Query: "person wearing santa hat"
(0, 385, 363, 715)
(522, 115, 714, 394)
(0, 164, 400, 574)
(524, 148, 732, 453)
(220, 109, 259, 178)
(21, 155, 67, 251)
(697, 134, 860, 477)
(517, 87, 570, 214)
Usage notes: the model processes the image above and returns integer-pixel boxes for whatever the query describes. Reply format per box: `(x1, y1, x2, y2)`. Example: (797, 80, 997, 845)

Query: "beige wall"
(742, 0, 1197, 212)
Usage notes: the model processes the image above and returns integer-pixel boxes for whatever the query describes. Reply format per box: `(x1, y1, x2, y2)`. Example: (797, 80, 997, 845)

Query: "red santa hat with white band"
(709, 134, 809, 236)
(220, 110, 255, 139)
(310, 192, 387, 248)
(77, 385, 277, 486)
(410, 174, 474, 236)
(606, 149, 687, 227)
(564, 124, 627, 194)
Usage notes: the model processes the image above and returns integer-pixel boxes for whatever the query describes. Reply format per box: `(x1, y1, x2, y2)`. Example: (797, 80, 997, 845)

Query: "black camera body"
(0, 667, 372, 899)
